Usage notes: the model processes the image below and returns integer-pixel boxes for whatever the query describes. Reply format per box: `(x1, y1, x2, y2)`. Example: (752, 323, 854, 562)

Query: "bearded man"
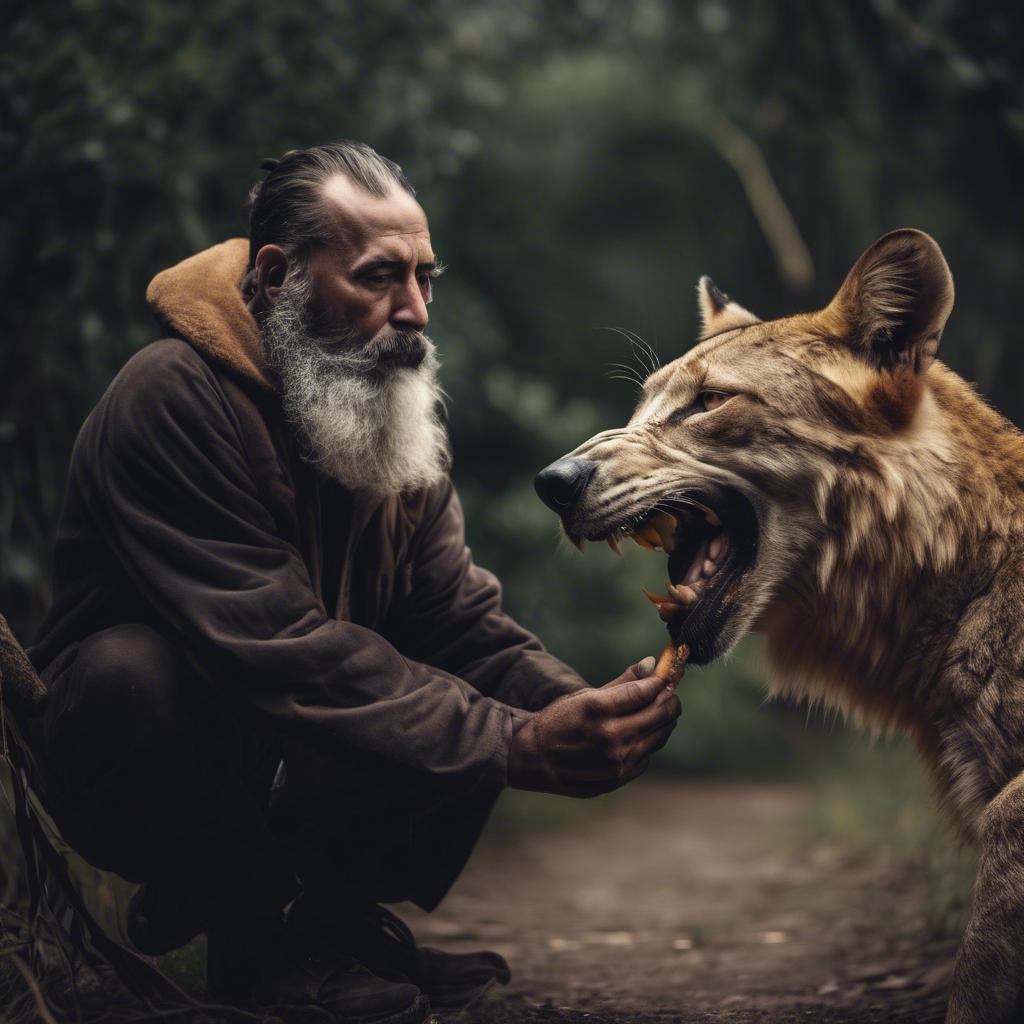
(28, 141, 681, 1024)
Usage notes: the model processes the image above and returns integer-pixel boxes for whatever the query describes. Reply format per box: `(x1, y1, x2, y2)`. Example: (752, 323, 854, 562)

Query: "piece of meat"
(655, 643, 690, 689)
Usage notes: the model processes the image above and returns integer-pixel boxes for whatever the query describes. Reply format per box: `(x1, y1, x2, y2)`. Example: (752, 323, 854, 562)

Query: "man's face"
(258, 174, 451, 497)
(306, 175, 438, 351)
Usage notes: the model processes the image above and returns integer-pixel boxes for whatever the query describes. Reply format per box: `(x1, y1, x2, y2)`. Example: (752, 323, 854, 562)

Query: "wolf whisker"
(604, 362, 645, 389)
(606, 375, 645, 391)
(610, 325, 661, 376)
(600, 327, 658, 380)
(622, 329, 661, 376)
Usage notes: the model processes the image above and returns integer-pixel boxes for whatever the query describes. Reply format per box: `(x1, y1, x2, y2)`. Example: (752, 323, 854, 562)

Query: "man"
(29, 141, 681, 1024)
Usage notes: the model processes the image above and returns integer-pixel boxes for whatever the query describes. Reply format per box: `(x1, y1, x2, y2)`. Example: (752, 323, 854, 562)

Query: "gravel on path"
(398, 777, 959, 1024)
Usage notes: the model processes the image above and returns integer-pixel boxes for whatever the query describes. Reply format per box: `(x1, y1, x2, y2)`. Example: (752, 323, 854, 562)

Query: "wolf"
(534, 229, 1024, 1024)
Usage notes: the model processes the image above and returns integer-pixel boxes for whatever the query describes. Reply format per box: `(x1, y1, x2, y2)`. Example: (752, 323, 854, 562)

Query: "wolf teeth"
(603, 504, 724, 558)
(648, 511, 678, 552)
(636, 528, 664, 549)
(668, 582, 697, 604)
(626, 511, 679, 552)
(642, 581, 698, 621)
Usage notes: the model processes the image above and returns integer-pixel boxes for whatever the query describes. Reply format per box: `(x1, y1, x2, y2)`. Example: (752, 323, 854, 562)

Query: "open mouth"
(570, 488, 758, 663)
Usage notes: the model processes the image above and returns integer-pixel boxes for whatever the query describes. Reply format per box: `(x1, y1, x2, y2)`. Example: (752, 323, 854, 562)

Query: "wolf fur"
(545, 230, 1024, 1023)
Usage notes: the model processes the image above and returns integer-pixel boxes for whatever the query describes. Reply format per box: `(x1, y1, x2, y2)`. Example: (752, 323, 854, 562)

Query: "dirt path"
(398, 777, 959, 1023)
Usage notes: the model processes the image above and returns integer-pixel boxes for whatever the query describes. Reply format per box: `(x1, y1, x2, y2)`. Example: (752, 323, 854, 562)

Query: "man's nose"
(391, 281, 429, 332)
(534, 457, 597, 513)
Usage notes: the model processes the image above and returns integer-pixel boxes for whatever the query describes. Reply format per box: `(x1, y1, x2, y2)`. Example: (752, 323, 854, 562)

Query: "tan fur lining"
(146, 238, 272, 391)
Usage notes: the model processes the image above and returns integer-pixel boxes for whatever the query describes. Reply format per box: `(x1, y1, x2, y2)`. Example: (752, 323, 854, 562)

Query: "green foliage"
(2, 0, 1023, 772)
(800, 735, 977, 947)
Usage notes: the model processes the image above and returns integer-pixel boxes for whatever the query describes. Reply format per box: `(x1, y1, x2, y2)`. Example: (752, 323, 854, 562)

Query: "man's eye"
(364, 274, 391, 287)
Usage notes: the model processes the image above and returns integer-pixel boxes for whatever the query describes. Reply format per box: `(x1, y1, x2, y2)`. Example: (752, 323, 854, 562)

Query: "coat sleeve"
(389, 480, 589, 712)
(80, 342, 521, 790)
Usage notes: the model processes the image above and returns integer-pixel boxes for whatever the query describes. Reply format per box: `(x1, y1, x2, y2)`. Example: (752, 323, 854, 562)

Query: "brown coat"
(30, 239, 585, 791)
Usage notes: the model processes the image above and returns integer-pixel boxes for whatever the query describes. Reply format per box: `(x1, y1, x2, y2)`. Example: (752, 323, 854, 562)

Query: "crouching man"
(28, 141, 681, 1024)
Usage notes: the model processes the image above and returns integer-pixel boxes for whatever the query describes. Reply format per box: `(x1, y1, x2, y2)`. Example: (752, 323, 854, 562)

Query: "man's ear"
(820, 229, 954, 373)
(696, 276, 761, 341)
(252, 244, 289, 311)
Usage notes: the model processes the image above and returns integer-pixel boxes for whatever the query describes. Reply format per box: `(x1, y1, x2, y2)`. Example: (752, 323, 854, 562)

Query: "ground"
(398, 776, 964, 1024)
(0, 770, 970, 1023)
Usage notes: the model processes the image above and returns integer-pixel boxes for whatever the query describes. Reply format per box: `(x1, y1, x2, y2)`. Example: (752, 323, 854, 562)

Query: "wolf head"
(536, 230, 958, 673)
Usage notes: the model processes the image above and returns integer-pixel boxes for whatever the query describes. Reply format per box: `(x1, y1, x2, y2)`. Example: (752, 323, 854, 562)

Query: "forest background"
(2, 0, 1022, 926)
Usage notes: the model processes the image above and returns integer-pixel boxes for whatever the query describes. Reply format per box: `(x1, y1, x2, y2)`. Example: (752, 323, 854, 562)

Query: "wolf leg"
(947, 771, 1024, 1024)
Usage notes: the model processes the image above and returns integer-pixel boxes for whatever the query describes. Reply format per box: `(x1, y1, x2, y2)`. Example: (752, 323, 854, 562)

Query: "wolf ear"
(822, 229, 954, 373)
(697, 276, 761, 341)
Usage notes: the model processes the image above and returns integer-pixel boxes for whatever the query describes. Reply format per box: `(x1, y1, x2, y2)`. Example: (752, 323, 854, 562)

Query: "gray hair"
(247, 140, 415, 271)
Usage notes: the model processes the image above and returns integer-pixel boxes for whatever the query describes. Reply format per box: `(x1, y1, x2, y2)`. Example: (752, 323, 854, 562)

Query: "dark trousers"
(41, 624, 500, 925)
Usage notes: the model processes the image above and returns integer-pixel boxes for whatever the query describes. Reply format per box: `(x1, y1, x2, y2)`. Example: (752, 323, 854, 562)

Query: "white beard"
(261, 280, 451, 497)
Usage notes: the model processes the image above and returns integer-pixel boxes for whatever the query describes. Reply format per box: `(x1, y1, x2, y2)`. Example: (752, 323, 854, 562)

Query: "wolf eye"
(668, 391, 734, 423)
(701, 391, 733, 412)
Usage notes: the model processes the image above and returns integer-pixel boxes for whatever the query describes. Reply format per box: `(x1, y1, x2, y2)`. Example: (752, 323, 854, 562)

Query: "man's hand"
(508, 656, 682, 797)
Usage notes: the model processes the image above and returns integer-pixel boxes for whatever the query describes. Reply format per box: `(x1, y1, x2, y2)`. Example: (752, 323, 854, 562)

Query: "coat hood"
(146, 238, 273, 391)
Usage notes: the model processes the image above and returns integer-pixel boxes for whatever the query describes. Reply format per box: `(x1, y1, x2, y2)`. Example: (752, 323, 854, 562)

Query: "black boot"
(289, 898, 510, 1010)
(207, 911, 430, 1024)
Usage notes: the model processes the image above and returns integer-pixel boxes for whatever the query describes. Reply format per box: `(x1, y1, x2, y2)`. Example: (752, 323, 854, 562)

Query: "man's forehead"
(321, 174, 432, 261)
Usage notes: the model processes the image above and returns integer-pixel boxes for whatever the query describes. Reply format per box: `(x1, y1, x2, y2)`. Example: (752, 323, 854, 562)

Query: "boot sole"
(237, 993, 431, 1024)
(428, 977, 507, 1010)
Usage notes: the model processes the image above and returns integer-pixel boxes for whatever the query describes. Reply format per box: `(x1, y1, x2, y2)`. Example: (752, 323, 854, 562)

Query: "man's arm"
(385, 479, 589, 711)
(383, 485, 682, 795)
(80, 343, 521, 790)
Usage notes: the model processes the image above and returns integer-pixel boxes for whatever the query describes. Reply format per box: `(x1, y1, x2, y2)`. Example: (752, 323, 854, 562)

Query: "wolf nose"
(534, 457, 597, 512)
